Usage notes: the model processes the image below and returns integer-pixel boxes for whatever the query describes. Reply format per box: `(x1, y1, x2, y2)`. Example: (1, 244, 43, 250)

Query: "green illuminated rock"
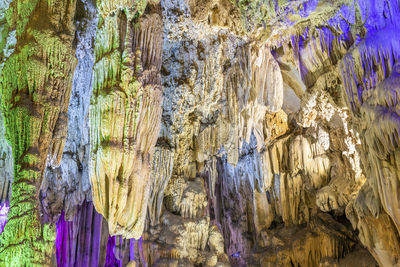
(0, 0, 77, 265)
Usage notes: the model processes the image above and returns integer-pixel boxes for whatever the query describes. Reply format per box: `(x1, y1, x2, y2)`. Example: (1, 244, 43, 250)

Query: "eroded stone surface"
(41, 0, 97, 222)
(2, 0, 400, 266)
(135, 0, 395, 266)
(0, 0, 78, 265)
(89, 0, 164, 239)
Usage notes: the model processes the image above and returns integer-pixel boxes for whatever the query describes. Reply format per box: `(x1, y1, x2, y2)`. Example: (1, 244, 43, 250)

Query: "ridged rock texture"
(89, 0, 163, 239)
(55, 200, 109, 266)
(41, 0, 97, 222)
(1, 0, 400, 266)
(0, 0, 77, 265)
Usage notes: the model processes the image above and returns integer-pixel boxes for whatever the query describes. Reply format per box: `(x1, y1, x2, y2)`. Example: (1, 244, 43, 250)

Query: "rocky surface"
(89, 0, 164, 239)
(1, 0, 400, 266)
(42, 0, 97, 223)
(0, 0, 78, 265)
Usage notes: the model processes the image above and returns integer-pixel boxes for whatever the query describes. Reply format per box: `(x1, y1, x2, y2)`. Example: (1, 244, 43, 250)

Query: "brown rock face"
(89, 1, 164, 238)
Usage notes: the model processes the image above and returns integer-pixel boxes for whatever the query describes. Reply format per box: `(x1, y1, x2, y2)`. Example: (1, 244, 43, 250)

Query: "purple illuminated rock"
(0, 202, 9, 235)
(55, 201, 108, 266)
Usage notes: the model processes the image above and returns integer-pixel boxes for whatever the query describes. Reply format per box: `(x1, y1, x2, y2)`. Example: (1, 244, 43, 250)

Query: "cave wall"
(0, 0, 78, 265)
(0, 0, 399, 266)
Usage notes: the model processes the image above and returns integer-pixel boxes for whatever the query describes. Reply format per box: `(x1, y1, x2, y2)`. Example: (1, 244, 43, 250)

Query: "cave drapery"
(0, 0, 400, 266)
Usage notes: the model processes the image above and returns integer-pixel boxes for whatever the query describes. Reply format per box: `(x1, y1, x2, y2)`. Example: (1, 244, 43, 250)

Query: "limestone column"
(0, 0, 77, 265)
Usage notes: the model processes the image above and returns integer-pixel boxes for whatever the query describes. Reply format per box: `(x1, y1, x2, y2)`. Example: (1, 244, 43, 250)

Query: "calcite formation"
(55, 201, 109, 266)
(89, 0, 163, 238)
(0, 0, 77, 265)
(143, 176, 230, 266)
(1, 0, 400, 266)
(42, 0, 97, 222)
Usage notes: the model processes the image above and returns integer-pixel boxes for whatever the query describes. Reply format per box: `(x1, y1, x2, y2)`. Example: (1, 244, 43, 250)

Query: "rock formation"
(55, 200, 109, 266)
(0, 0, 77, 265)
(42, 0, 97, 222)
(89, 0, 163, 239)
(1, 0, 400, 266)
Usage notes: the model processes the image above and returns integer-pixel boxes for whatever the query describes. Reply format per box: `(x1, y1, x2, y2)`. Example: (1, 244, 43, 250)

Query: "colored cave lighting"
(55, 212, 70, 267)
(0, 0, 400, 266)
(0, 202, 9, 235)
(104, 235, 145, 266)
(130, 239, 135, 261)
(105, 235, 120, 267)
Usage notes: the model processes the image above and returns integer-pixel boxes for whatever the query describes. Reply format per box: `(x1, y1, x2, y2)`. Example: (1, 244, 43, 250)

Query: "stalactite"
(0, 94, 11, 207)
(42, 0, 97, 222)
(55, 201, 109, 266)
(0, 0, 15, 207)
(0, 0, 398, 266)
(105, 235, 120, 267)
(0, 118, 12, 203)
(335, 2, 400, 265)
(136, 0, 376, 265)
(0, 0, 77, 265)
(89, 0, 164, 239)
(147, 146, 174, 226)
